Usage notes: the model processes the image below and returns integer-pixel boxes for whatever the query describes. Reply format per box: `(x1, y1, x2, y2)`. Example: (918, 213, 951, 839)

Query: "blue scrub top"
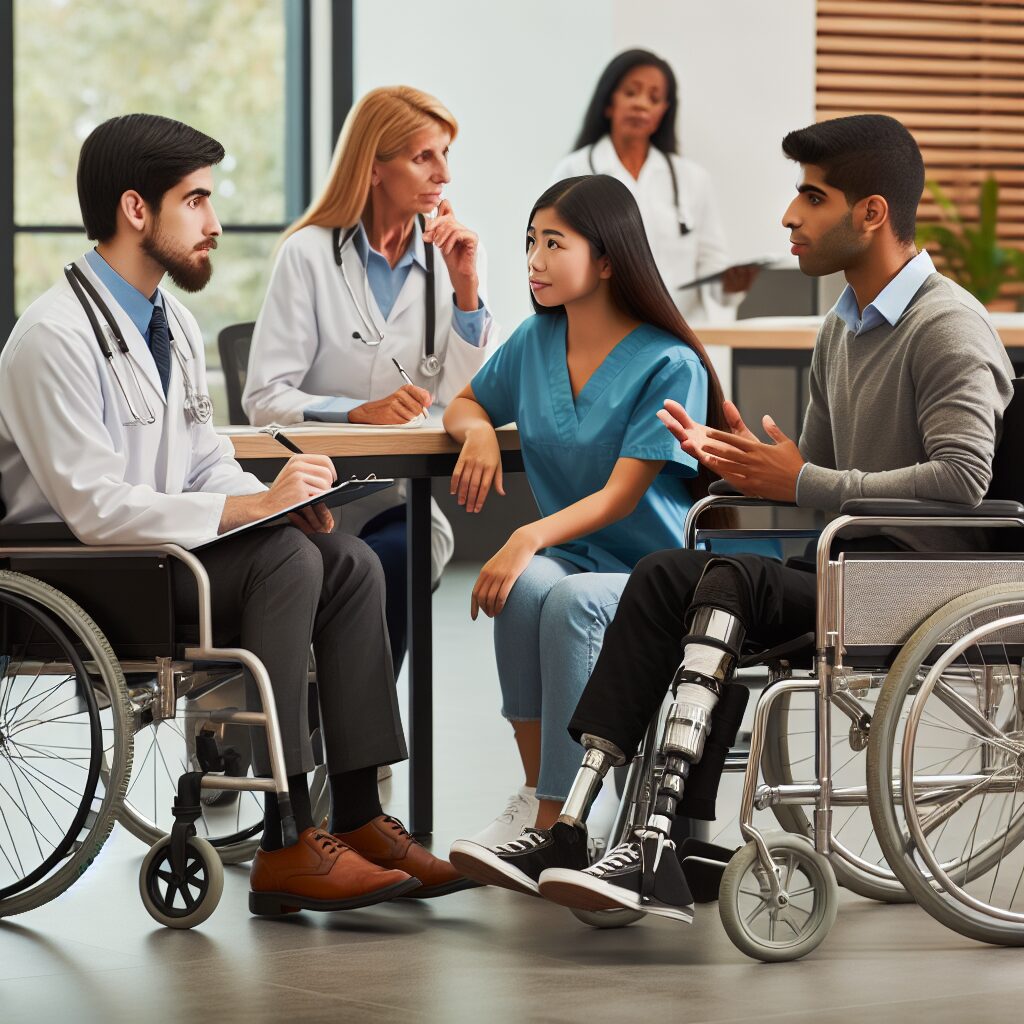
(472, 313, 711, 573)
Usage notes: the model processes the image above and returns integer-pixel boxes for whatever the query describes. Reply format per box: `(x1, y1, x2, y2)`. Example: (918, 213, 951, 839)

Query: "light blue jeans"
(494, 554, 627, 801)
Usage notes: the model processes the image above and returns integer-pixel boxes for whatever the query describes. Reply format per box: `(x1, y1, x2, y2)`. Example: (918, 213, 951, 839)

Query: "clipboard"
(678, 256, 779, 291)
(197, 476, 394, 549)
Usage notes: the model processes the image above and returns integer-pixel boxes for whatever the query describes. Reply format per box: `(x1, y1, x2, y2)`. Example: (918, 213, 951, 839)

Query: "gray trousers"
(172, 526, 408, 776)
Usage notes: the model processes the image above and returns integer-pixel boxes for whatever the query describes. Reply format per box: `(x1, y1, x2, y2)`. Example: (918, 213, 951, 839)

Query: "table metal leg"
(407, 477, 433, 836)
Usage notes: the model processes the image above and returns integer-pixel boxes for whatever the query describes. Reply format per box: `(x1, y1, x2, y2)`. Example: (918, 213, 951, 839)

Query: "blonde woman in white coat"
(554, 50, 759, 326)
(245, 86, 497, 673)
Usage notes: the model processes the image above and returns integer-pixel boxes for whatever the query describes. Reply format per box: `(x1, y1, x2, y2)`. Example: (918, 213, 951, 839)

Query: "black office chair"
(217, 322, 255, 425)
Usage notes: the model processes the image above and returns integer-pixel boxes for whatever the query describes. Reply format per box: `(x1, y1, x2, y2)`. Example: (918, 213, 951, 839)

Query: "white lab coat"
(0, 258, 265, 548)
(243, 225, 499, 580)
(553, 136, 742, 325)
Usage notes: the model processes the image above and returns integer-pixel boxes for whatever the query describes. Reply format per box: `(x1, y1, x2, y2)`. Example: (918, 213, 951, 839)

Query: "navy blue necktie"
(148, 304, 172, 397)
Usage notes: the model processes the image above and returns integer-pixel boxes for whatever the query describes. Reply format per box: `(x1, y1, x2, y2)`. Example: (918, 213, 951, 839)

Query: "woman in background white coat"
(554, 49, 758, 325)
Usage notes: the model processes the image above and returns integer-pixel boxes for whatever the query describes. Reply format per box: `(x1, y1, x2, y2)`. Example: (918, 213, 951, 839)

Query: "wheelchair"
(0, 523, 325, 929)
(577, 472, 1024, 960)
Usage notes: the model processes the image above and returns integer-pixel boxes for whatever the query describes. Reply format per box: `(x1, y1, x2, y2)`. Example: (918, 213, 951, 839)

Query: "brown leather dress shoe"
(249, 827, 420, 916)
(335, 815, 479, 898)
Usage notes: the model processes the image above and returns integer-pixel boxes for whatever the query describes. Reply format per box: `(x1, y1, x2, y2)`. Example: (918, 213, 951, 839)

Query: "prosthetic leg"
(539, 559, 752, 920)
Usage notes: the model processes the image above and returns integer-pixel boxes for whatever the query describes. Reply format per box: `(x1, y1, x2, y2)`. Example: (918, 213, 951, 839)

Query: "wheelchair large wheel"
(0, 571, 132, 917)
(719, 832, 838, 962)
(869, 584, 1024, 946)
(762, 683, 911, 903)
(116, 675, 330, 865)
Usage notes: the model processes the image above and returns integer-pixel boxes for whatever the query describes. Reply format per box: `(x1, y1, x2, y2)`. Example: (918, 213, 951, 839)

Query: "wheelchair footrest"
(679, 838, 737, 903)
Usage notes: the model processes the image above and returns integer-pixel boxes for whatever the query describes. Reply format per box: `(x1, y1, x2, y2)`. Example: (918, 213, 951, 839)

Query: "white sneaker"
(463, 787, 540, 848)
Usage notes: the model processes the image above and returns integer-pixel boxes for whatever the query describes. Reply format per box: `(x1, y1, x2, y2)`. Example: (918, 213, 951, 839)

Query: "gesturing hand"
(656, 398, 805, 502)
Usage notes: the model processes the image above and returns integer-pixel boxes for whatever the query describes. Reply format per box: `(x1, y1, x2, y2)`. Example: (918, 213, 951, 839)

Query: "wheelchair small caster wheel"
(570, 907, 645, 929)
(719, 833, 837, 962)
(139, 834, 224, 929)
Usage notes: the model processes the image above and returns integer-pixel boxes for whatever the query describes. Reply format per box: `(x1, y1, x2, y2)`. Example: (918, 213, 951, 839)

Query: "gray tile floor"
(2, 566, 1023, 1024)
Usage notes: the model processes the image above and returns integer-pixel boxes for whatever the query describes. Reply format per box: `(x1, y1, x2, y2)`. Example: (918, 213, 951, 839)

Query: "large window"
(5, 0, 313, 420)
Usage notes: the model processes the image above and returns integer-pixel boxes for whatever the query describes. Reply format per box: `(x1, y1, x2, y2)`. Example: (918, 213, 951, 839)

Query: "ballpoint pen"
(391, 357, 416, 389)
(261, 426, 338, 485)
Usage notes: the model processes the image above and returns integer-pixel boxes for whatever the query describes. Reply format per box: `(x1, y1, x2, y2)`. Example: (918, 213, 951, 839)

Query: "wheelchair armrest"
(839, 498, 1024, 519)
(708, 480, 743, 497)
(0, 522, 79, 543)
(706, 480, 797, 509)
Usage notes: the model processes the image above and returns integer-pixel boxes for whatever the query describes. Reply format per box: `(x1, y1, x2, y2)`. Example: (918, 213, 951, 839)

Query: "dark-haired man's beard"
(141, 223, 216, 293)
(799, 212, 867, 277)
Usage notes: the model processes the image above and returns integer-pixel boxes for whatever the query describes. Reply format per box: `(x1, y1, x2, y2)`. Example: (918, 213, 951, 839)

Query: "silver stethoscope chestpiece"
(421, 354, 442, 378)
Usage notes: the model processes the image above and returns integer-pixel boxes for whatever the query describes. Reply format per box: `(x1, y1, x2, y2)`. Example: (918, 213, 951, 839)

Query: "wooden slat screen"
(817, 0, 1024, 302)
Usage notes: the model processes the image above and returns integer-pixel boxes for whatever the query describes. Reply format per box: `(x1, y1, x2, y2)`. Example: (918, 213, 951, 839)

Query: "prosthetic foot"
(448, 736, 624, 896)
(539, 603, 747, 922)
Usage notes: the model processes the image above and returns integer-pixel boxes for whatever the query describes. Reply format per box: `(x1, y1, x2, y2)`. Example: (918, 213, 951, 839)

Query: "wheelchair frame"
(590, 493, 1024, 959)
(0, 535, 297, 927)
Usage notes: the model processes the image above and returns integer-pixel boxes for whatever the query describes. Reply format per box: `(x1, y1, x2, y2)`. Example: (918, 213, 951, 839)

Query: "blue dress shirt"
(84, 248, 164, 347)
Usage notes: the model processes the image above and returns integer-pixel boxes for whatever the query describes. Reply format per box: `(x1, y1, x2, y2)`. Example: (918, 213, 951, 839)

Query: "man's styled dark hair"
(77, 114, 225, 241)
(781, 114, 925, 243)
(574, 49, 679, 154)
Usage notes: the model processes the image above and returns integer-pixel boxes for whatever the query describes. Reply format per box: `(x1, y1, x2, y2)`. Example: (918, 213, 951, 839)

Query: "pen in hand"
(392, 358, 429, 420)
(265, 427, 338, 485)
(392, 357, 417, 390)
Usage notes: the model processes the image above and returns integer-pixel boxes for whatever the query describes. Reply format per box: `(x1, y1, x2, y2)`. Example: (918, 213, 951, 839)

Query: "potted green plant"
(916, 175, 1024, 310)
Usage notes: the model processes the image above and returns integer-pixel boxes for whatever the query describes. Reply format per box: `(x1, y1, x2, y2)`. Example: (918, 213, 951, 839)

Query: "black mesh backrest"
(217, 322, 255, 425)
(986, 378, 1024, 502)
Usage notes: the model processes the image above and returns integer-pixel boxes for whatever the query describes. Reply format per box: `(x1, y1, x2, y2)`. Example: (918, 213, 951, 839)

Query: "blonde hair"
(284, 86, 458, 239)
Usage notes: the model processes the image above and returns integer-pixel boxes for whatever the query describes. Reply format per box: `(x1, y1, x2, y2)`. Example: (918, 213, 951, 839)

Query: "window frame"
(0, 0, 356, 340)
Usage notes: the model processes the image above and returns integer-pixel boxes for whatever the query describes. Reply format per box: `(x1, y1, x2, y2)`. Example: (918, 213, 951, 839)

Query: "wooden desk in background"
(225, 425, 524, 836)
(698, 315, 1024, 439)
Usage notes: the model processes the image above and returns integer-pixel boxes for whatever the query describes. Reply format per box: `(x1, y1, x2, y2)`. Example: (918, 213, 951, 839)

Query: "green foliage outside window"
(13, 0, 295, 418)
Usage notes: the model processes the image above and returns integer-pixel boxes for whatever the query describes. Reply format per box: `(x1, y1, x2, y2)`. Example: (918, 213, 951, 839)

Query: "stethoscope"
(332, 214, 441, 378)
(588, 143, 691, 236)
(63, 262, 213, 426)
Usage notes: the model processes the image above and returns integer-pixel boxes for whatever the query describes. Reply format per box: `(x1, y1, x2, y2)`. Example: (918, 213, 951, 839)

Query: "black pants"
(172, 526, 407, 777)
(569, 540, 901, 760)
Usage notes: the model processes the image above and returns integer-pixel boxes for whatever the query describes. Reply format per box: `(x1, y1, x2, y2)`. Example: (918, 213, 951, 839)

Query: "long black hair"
(574, 49, 679, 154)
(530, 175, 731, 521)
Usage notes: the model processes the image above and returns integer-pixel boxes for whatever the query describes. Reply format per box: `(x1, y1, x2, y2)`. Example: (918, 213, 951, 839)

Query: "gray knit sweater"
(796, 272, 1014, 551)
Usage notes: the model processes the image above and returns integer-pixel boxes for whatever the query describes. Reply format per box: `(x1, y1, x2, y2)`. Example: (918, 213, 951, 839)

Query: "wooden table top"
(222, 423, 521, 459)
(698, 314, 1024, 350)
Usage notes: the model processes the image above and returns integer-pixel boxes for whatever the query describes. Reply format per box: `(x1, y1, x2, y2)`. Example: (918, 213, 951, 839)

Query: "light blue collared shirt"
(83, 248, 164, 347)
(833, 250, 935, 337)
(305, 221, 488, 423)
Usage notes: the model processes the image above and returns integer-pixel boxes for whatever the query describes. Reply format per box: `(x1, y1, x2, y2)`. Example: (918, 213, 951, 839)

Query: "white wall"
(353, 0, 616, 333)
(613, 0, 817, 260)
(350, 0, 816, 334)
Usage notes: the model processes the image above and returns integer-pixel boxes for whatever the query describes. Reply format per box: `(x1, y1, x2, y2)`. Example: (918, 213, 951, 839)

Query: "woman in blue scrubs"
(443, 174, 754, 847)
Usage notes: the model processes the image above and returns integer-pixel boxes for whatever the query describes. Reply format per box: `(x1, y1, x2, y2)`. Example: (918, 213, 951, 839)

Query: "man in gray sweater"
(449, 114, 1015, 923)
